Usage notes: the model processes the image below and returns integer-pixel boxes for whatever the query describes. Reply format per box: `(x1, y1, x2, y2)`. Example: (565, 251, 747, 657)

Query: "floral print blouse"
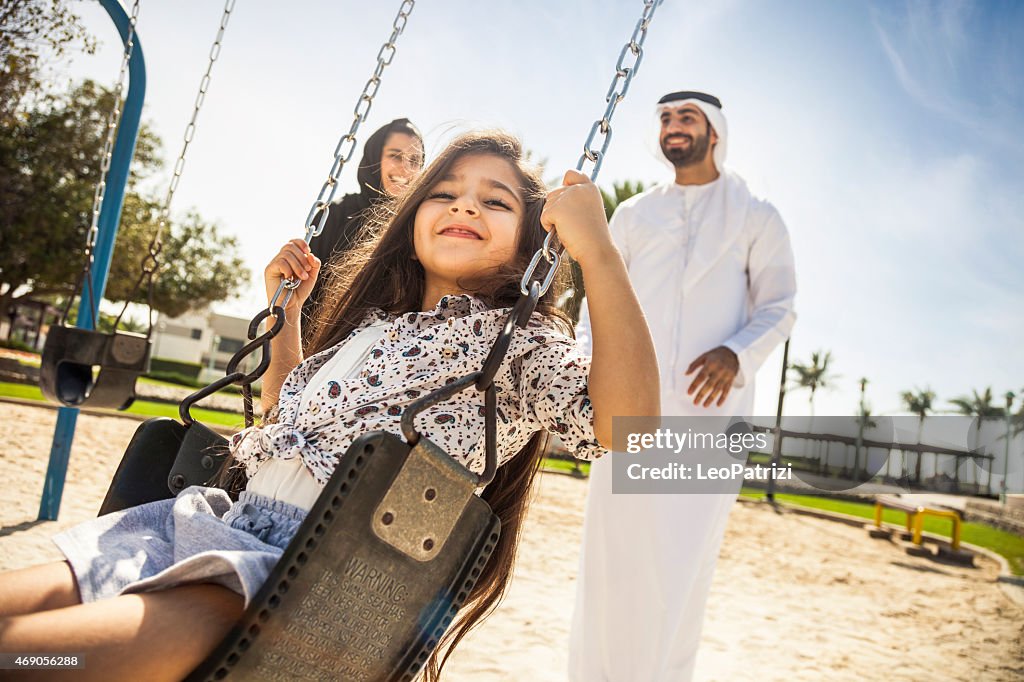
(229, 294, 605, 485)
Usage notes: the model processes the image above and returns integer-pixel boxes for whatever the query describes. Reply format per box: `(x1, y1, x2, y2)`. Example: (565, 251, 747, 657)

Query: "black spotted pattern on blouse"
(230, 294, 605, 485)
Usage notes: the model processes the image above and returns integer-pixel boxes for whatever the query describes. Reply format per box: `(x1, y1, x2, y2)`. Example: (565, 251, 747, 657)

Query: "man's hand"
(685, 346, 739, 407)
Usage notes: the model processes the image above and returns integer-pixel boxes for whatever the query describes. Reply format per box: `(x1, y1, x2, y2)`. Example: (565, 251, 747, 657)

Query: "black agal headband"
(657, 91, 723, 110)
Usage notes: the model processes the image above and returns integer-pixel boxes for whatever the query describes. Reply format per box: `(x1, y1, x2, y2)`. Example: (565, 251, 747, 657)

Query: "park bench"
(871, 494, 962, 551)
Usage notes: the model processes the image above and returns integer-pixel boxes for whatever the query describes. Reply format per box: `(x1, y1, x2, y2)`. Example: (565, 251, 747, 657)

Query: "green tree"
(0, 79, 160, 317)
(1, 0, 97, 122)
(1011, 388, 1024, 438)
(599, 179, 646, 221)
(901, 387, 936, 483)
(790, 350, 833, 419)
(560, 180, 648, 323)
(949, 387, 1006, 490)
(790, 350, 834, 471)
(853, 401, 879, 478)
(1, 78, 249, 323)
(106, 208, 251, 319)
(67, 306, 145, 334)
(851, 377, 870, 479)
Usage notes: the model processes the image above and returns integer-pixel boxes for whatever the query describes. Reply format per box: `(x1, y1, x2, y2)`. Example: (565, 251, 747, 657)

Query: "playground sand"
(1, 401, 1021, 681)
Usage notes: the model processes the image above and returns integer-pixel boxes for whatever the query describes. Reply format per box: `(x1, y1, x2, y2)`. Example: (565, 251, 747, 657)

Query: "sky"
(55, 0, 1024, 420)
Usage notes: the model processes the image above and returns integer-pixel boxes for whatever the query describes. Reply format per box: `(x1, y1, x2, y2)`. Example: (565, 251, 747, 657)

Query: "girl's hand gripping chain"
(261, 239, 321, 411)
(264, 239, 322, 315)
(541, 171, 661, 451)
(540, 170, 618, 270)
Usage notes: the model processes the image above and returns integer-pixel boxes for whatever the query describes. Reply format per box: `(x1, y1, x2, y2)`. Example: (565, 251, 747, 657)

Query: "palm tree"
(116, 315, 148, 334)
(949, 387, 1006, 491)
(901, 387, 936, 485)
(563, 180, 649, 323)
(1001, 391, 1018, 495)
(853, 399, 878, 480)
(791, 350, 833, 418)
(1012, 388, 1024, 438)
(851, 378, 872, 479)
(600, 180, 646, 220)
(790, 350, 834, 472)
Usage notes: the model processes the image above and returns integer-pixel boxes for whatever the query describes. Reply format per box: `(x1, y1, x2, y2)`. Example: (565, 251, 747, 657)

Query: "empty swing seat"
(98, 417, 232, 515)
(40, 326, 151, 410)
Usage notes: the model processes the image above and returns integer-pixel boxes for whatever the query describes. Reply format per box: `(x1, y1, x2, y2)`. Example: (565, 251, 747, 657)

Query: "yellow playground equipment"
(873, 494, 962, 551)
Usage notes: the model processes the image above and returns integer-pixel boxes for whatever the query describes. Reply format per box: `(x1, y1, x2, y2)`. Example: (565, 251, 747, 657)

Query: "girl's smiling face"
(413, 153, 525, 306)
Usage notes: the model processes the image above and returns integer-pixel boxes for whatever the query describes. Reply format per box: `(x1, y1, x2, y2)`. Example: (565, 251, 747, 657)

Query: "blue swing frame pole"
(38, 0, 146, 521)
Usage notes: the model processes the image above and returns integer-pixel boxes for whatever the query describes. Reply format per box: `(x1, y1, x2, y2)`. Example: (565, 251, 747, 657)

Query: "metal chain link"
(520, 0, 663, 296)
(148, 0, 237, 273)
(85, 0, 141, 258)
(71, 0, 141, 324)
(403, 0, 663, 478)
(580, 3, 660, 178)
(169, 0, 416, 427)
(112, 0, 237, 333)
(271, 0, 416, 310)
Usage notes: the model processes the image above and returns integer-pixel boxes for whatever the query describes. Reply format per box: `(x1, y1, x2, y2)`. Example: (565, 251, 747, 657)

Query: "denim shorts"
(53, 487, 307, 607)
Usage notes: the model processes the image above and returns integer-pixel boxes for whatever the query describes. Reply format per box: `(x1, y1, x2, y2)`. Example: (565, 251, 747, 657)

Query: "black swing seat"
(40, 326, 151, 410)
(99, 423, 500, 682)
(98, 417, 230, 514)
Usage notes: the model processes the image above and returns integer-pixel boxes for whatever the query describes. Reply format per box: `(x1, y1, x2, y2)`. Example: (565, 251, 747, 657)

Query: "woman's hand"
(264, 239, 321, 311)
(540, 170, 617, 270)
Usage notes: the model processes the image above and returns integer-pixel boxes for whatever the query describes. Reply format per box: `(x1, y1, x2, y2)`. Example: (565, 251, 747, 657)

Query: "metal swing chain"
(518, 0, 663, 299)
(403, 0, 664, 487)
(268, 0, 416, 313)
(178, 0, 416, 428)
(62, 0, 141, 327)
(112, 0, 237, 337)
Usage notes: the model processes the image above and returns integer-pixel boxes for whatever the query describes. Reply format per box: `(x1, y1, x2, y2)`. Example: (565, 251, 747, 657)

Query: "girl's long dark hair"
(251, 130, 571, 680)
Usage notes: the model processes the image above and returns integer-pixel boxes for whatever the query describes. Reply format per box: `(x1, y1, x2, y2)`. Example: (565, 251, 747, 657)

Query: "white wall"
(151, 309, 261, 383)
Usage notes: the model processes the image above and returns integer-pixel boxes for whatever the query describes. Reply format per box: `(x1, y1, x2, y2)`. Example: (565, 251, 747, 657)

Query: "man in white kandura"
(569, 90, 797, 681)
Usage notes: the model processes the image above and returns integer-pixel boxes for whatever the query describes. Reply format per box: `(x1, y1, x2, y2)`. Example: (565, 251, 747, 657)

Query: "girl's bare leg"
(0, 562, 81, 618)
(0, 583, 243, 681)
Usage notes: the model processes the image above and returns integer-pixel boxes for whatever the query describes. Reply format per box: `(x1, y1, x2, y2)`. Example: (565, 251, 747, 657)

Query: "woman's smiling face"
(379, 132, 424, 196)
(413, 153, 525, 302)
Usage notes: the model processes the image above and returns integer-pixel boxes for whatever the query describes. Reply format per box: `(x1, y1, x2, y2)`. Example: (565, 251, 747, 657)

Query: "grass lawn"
(137, 375, 196, 389)
(137, 375, 261, 398)
(542, 457, 590, 477)
(0, 381, 245, 428)
(2, 357, 258, 396)
(741, 488, 1024, 576)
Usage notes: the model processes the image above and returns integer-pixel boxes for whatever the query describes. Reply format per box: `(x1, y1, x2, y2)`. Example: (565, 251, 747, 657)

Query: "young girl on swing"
(0, 130, 659, 681)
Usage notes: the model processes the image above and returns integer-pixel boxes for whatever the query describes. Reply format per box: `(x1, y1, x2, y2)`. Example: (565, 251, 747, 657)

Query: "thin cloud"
(871, 2, 1024, 153)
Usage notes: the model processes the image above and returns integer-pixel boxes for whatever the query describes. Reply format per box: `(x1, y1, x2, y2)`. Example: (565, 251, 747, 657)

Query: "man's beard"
(660, 131, 711, 168)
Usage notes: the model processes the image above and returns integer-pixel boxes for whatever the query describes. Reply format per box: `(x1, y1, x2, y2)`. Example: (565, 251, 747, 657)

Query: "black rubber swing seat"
(98, 417, 230, 514)
(39, 326, 151, 410)
(99, 423, 500, 682)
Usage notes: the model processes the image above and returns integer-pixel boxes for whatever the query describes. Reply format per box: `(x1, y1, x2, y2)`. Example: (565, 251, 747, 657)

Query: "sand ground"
(1, 401, 1021, 680)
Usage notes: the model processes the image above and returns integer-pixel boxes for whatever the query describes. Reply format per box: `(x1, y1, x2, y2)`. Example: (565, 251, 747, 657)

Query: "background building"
(153, 309, 257, 383)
